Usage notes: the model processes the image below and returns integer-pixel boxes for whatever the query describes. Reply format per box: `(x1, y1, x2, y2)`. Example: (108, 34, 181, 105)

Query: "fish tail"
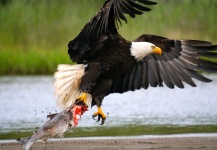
(16, 137, 30, 144)
(16, 137, 33, 150)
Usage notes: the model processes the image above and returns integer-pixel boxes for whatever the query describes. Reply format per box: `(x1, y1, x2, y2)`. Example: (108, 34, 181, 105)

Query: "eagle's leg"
(92, 98, 106, 125)
(91, 79, 113, 125)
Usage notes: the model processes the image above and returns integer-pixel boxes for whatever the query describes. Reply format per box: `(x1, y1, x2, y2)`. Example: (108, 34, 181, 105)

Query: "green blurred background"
(0, 0, 217, 75)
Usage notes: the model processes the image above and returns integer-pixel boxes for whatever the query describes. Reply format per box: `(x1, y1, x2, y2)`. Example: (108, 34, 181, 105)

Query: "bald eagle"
(54, 0, 217, 125)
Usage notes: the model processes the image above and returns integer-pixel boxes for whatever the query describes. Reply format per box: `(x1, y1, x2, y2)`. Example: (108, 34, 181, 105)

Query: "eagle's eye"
(151, 45, 155, 49)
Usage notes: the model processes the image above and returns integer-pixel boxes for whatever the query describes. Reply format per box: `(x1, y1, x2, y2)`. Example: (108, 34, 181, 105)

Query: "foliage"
(0, 0, 216, 75)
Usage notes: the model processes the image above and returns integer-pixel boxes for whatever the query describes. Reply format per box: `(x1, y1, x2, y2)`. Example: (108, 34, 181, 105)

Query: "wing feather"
(141, 61, 149, 89)
(169, 61, 196, 87)
(157, 61, 174, 88)
(128, 65, 137, 91)
(147, 56, 161, 87)
(133, 63, 142, 90)
(122, 71, 131, 92)
(68, 0, 157, 63)
(110, 34, 217, 94)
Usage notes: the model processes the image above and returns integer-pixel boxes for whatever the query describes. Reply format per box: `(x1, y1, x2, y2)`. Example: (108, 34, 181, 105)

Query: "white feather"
(54, 71, 76, 80)
(130, 42, 154, 61)
(54, 75, 74, 91)
(54, 80, 73, 97)
(57, 64, 84, 72)
(53, 64, 92, 109)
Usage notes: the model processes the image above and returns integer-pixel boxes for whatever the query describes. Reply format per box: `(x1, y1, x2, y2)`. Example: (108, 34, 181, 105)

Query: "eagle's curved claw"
(92, 107, 106, 125)
(92, 114, 106, 125)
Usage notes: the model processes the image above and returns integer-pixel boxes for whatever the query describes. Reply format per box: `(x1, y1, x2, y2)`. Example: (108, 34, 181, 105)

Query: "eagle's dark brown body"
(79, 33, 137, 106)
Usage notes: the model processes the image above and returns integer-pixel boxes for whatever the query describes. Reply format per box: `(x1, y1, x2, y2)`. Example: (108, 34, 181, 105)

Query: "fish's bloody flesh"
(70, 104, 88, 126)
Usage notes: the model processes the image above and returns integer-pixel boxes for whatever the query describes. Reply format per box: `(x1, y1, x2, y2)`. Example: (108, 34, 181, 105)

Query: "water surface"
(0, 75, 217, 134)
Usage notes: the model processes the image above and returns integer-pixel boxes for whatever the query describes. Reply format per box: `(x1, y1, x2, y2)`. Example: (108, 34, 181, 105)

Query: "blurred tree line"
(0, 0, 216, 75)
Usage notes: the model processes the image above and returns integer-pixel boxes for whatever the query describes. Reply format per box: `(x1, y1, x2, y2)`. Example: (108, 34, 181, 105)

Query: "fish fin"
(47, 113, 57, 120)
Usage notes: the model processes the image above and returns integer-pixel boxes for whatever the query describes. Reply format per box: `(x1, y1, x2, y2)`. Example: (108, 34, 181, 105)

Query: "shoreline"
(1, 134, 217, 150)
(1, 133, 217, 143)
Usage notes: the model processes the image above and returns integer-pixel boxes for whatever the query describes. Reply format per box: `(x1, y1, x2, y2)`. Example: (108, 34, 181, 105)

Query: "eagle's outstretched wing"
(68, 0, 157, 63)
(111, 34, 217, 93)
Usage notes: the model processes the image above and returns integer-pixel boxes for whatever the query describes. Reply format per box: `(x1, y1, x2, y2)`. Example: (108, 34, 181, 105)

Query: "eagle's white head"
(130, 42, 162, 61)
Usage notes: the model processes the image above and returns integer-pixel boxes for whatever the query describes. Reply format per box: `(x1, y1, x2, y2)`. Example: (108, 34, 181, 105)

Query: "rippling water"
(0, 75, 217, 132)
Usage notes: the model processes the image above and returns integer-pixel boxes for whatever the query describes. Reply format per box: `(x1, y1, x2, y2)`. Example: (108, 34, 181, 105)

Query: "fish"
(17, 100, 88, 150)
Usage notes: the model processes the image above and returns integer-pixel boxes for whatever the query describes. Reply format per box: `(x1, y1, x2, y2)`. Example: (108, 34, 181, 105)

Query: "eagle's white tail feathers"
(57, 64, 85, 72)
(54, 75, 74, 95)
(54, 71, 75, 81)
(54, 64, 92, 109)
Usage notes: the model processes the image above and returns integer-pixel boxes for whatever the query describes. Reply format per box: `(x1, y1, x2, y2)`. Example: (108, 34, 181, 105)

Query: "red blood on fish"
(71, 105, 88, 126)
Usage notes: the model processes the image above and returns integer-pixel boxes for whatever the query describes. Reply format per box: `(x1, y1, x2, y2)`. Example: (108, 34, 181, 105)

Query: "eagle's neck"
(130, 42, 153, 61)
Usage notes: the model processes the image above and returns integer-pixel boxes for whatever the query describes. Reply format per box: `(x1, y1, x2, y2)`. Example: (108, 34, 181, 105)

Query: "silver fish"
(17, 100, 88, 150)
(17, 110, 74, 150)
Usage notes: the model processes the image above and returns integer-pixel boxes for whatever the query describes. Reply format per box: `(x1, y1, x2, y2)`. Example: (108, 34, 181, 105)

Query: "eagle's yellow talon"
(74, 93, 89, 107)
(77, 93, 87, 103)
(92, 106, 106, 125)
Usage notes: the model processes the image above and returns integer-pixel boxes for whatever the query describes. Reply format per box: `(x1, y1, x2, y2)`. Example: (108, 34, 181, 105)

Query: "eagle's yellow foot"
(92, 106, 106, 125)
(77, 93, 87, 103)
(73, 93, 88, 107)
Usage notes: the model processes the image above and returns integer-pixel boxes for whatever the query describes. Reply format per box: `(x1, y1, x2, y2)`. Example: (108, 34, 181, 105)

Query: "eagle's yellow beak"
(152, 46, 162, 55)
